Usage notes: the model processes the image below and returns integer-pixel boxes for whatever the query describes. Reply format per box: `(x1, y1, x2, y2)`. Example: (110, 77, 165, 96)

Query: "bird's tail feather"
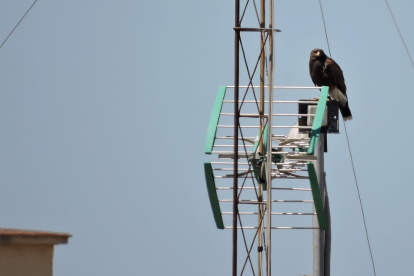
(340, 102, 352, 121)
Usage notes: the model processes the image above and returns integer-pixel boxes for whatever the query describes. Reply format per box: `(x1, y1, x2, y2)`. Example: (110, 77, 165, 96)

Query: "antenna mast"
(204, 1, 334, 275)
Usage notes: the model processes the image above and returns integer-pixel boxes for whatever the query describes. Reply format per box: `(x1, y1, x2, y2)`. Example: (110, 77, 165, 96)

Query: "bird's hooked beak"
(316, 51, 320, 57)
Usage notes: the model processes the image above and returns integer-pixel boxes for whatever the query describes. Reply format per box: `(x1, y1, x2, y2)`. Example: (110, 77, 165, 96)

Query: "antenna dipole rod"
(233, 1, 240, 276)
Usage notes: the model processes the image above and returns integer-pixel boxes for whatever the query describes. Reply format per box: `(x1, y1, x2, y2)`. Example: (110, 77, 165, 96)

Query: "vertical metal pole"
(257, 185, 263, 276)
(266, 1, 274, 276)
(257, 1, 265, 276)
(233, 1, 240, 276)
(259, 0, 265, 156)
(313, 134, 325, 276)
(324, 179, 331, 276)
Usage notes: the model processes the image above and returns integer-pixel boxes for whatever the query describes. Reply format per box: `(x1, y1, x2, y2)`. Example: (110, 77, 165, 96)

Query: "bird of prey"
(309, 48, 352, 121)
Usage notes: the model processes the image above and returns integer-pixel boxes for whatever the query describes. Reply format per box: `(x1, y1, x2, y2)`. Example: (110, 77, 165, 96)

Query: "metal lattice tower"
(204, 1, 334, 275)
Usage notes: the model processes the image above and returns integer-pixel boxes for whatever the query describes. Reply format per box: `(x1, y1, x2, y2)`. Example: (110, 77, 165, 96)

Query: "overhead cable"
(318, 0, 331, 57)
(317, 1, 378, 276)
(0, 0, 39, 50)
(384, 0, 414, 70)
(342, 122, 377, 276)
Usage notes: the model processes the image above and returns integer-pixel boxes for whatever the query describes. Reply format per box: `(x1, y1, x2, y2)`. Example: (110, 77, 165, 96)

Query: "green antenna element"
(307, 86, 329, 155)
(205, 86, 227, 154)
(204, 162, 224, 229)
(307, 162, 327, 230)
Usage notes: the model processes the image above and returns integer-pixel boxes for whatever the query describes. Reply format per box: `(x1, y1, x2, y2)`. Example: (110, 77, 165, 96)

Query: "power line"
(0, 0, 39, 50)
(342, 122, 377, 276)
(317, 1, 378, 276)
(318, 0, 331, 57)
(384, 0, 414, 70)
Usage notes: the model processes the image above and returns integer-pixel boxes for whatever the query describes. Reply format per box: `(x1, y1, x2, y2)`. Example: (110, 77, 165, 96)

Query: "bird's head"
(310, 48, 327, 61)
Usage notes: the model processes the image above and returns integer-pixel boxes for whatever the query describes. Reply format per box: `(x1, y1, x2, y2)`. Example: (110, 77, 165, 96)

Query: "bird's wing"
(324, 58, 347, 94)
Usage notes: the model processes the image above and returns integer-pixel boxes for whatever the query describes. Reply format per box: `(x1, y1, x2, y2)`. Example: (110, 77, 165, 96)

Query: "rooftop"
(0, 228, 72, 245)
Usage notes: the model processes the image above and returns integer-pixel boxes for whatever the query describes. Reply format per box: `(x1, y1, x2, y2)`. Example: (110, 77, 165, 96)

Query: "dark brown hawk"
(309, 48, 352, 121)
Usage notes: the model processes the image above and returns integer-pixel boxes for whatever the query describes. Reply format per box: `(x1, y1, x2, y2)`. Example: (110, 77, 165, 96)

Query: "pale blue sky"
(0, 0, 413, 275)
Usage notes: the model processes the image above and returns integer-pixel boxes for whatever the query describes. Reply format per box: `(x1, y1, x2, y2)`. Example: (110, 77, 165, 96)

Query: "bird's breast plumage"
(309, 60, 325, 87)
